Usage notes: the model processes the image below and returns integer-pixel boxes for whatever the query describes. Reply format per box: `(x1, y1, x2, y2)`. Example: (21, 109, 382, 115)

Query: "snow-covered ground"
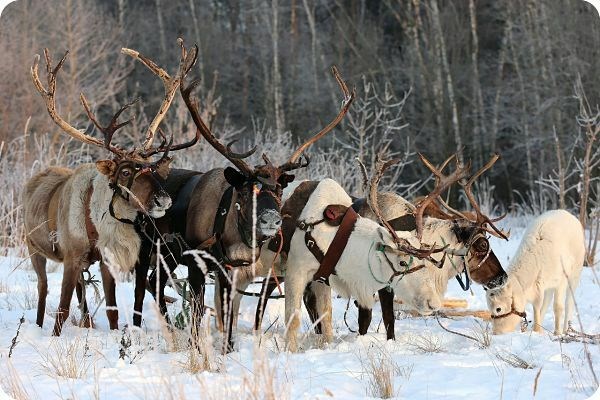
(0, 217, 598, 399)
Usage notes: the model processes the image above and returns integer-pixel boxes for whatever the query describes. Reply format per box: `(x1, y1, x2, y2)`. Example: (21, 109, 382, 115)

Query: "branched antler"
(367, 154, 443, 259)
(413, 153, 471, 240)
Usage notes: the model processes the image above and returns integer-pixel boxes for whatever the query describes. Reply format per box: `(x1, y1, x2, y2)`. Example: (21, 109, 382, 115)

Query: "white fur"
(486, 210, 585, 335)
(90, 172, 141, 273)
(275, 179, 417, 351)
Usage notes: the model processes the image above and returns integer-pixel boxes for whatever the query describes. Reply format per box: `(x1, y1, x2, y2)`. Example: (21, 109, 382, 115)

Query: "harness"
(366, 242, 421, 287)
(491, 305, 529, 331)
(206, 185, 259, 270)
(108, 162, 166, 225)
(296, 206, 358, 285)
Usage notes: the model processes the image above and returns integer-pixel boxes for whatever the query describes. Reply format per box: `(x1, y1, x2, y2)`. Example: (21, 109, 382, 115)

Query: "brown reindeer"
(138, 62, 355, 353)
(23, 41, 198, 335)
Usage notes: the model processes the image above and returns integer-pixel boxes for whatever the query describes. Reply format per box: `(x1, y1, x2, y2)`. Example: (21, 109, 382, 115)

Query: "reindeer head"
(181, 53, 355, 243)
(32, 41, 200, 220)
(485, 279, 524, 334)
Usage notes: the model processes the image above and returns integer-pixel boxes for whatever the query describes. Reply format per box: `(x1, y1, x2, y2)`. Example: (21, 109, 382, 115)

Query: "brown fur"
(23, 161, 169, 335)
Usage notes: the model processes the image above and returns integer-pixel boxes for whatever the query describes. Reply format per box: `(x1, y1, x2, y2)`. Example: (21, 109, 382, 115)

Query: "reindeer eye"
(121, 169, 132, 177)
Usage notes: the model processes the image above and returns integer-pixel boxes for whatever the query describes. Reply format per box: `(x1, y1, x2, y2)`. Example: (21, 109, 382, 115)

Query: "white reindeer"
(486, 210, 585, 335)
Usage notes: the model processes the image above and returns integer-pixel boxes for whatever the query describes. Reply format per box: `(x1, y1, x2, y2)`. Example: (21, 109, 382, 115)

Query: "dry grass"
(359, 344, 413, 399)
(179, 312, 220, 374)
(494, 349, 536, 370)
(34, 335, 96, 379)
(0, 361, 32, 400)
(404, 332, 446, 354)
(469, 320, 493, 349)
(239, 348, 285, 400)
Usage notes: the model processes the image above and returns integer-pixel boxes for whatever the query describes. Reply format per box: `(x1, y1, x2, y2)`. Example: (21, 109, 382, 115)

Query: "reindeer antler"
(278, 66, 355, 173)
(460, 154, 509, 239)
(31, 49, 136, 159)
(355, 157, 369, 195)
(122, 38, 200, 157)
(181, 74, 256, 176)
(367, 155, 442, 259)
(413, 153, 471, 240)
(33, 42, 199, 162)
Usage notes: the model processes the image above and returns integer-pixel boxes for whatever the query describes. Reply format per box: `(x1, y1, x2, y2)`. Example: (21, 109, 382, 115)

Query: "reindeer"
(134, 60, 355, 352)
(351, 154, 509, 339)
(486, 210, 585, 335)
(23, 41, 198, 336)
(243, 154, 508, 342)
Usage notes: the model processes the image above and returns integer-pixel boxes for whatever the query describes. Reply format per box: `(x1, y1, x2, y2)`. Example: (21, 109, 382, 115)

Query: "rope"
(343, 298, 357, 333)
(269, 229, 284, 295)
(367, 242, 391, 285)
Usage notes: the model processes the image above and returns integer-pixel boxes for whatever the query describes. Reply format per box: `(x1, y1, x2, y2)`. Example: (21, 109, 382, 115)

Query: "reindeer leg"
(379, 288, 396, 340)
(303, 282, 322, 334)
(100, 262, 119, 330)
(52, 258, 83, 336)
(216, 268, 235, 353)
(159, 256, 178, 325)
(357, 304, 372, 336)
(311, 281, 333, 343)
(187, 259, 206, 345)
(255, 278, 279, 331)
(133, 262, 149, 327)
(30, 252, 47, 328)
(75, 275, 93, 328)
(133, 238, 153, 327)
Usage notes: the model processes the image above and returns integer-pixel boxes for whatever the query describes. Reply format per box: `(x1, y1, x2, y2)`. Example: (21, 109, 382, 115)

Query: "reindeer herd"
(22, 39, 587, 354)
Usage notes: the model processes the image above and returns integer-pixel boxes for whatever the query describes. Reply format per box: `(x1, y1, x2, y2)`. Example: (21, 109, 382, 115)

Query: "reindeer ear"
(323, 204, 348, 226)
(278, 173, 295, 188)
(224, 167, 246, 188)
(96, 160, 117, 176)
(155, 157, 172, 179)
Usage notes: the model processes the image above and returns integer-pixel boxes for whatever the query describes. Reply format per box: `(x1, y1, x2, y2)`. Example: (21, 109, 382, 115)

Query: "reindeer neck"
(90, 172, 141, 272)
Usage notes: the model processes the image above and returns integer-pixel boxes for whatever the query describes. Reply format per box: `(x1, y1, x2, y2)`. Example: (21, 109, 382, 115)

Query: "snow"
(0, 217, 598, 399)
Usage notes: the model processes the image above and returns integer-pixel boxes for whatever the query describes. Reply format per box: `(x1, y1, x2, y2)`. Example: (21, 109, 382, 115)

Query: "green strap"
(441, 237, 463, 275)
(368, 243, 415, 286)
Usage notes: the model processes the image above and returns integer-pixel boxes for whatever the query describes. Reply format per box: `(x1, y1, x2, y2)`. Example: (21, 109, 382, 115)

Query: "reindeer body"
(23, 163, 163, 334)
(486, 210, 585, 335)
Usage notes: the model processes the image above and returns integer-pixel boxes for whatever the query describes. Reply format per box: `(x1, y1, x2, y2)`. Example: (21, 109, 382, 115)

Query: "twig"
(9, 314, 25, 358)
(434, 313, 488, 348)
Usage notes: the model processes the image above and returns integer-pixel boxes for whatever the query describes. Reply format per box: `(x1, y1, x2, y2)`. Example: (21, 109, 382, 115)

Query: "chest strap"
(304, 206, 358, 285)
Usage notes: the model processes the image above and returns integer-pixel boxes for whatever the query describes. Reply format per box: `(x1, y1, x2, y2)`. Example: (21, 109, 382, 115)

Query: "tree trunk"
(271, 0, 285, 133)
(431, 0, 463, 164)
(469, 0, 485, 166)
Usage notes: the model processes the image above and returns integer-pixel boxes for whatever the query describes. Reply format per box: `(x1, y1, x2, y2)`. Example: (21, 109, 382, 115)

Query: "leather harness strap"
(490, 305, 527, 320)
(311, 206, 358, 284)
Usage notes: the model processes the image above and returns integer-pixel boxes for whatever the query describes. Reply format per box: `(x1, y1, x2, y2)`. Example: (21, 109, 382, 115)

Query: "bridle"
(107, 159, 169, 225)
(491, 304, 529, 331)
(235, 179, 283, 248)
